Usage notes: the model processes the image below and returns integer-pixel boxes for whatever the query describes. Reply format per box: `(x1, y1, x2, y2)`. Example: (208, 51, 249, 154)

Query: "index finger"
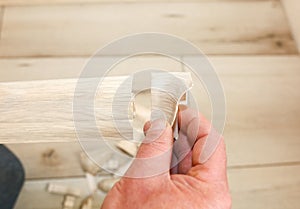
(177, 105, 227, 182)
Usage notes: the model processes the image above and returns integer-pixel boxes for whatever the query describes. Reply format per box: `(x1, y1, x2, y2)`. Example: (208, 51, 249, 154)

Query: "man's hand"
(101, 106, 231, 209)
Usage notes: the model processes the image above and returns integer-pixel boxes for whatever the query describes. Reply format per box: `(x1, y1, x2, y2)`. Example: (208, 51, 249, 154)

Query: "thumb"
(125, 119, 174, 178)
(137, 119, 173, 158)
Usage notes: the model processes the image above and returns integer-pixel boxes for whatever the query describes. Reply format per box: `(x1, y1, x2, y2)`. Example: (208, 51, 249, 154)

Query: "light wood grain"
(183, 55, 300, 167)
(0, 6, 3, 39)
(13, 165, 300, 209)
(0, 0, 108, 6)
(0, 57, 86, 82)
(0, 56, 182, 82)
(0, 0, 185, 6)
(7, 142, 85, 179)
(0, 1, 296, 57)
(228, 165, 300, 209)
(0, 56, 182, 144)
(0, 77, 136, 142)
(3, 56, 300, 180)
(0, 72, 192, 143)
(282, 0, 300, 52)
(14, 178, 105, 209)
(0, 0, 273, 6)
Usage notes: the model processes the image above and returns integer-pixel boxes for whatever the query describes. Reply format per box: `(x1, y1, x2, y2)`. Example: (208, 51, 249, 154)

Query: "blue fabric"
(0, 145, 25, 209)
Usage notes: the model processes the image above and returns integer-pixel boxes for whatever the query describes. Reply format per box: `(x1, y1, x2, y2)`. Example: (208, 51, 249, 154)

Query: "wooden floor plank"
(0, 0, 188, 6)
(14, 177, 105, 209)
(0, 0, 109, 6)
(2, 56, 300, 179)
(0, 1, 296, 57)
(14, 165, 300, 209)
(0, 57, 86, 82)
(0, 56, 182, 82)
(0, 6, 3, 39)
(183, 55, 300, 167)
(7, 142, 85, 179)
(228, 165, 300, 209)
(282, 0, 300, 53)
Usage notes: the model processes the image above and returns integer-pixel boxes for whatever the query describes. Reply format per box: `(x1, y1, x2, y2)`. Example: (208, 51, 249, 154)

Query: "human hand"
(101, 105, 231, 209)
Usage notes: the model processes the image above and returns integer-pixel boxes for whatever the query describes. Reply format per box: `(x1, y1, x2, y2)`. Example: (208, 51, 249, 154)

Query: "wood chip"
(98, 178, 120, 193)
(46, 183, 81, 197)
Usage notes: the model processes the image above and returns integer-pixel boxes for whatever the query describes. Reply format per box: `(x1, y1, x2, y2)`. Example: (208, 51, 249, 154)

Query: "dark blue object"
(0, 145, 25, 209)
